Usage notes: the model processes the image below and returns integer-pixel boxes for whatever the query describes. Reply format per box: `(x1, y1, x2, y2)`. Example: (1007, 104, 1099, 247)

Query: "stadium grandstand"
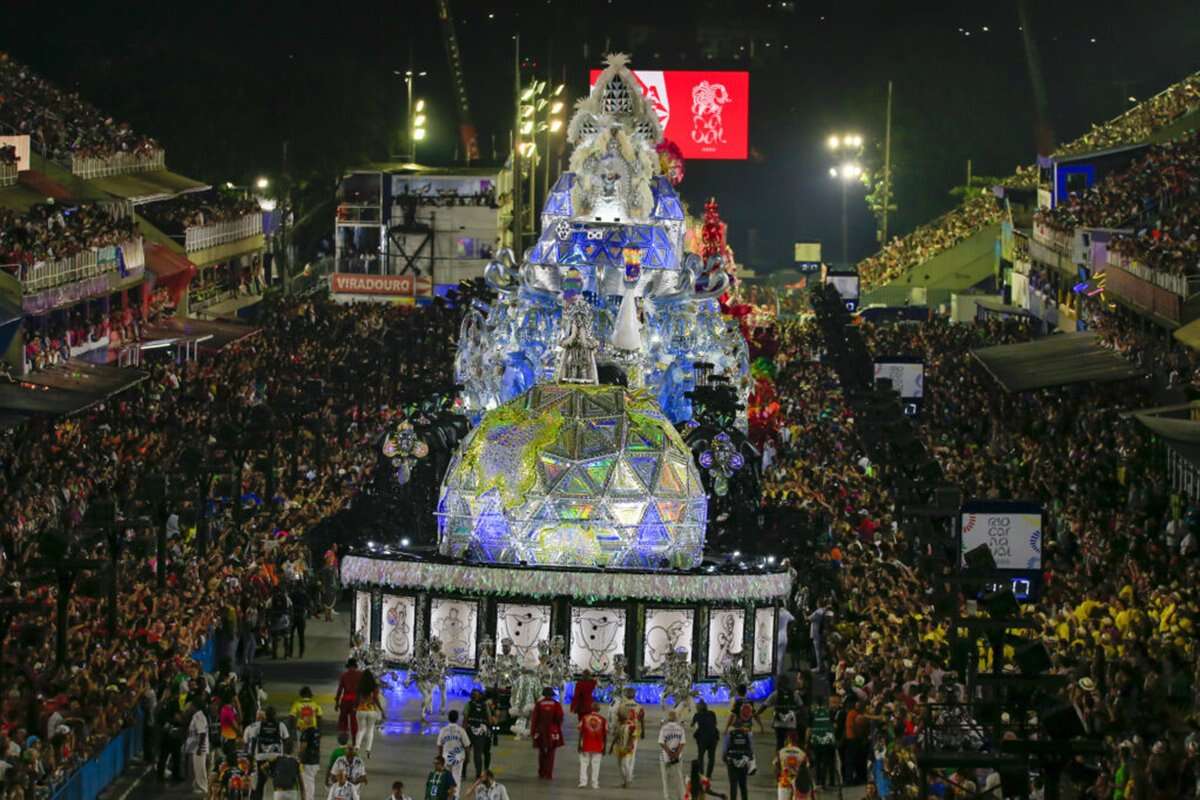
(0, 54, 268, 384)
(858, 69, 1200, 294)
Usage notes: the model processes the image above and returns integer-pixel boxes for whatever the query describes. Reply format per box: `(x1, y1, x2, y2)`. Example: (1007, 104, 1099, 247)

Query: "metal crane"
(434, 0, 480, 163)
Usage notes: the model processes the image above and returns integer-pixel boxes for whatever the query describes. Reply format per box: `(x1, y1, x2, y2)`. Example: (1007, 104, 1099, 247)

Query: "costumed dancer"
(547, 635, 570, 703)
(510, 661, 542, 739)
(494, 638, 521, 737)
(610, 687, 644, 789)
(407, 636, 448, 721)
(603, 654, 630, 708)
(719, 650, 749, 700)
(663, 647, 697, 717)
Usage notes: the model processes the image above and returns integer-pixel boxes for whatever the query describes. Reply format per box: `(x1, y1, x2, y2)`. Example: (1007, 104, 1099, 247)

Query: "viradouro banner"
(588, 69, 750, 160)
(330, 273, 431, 298)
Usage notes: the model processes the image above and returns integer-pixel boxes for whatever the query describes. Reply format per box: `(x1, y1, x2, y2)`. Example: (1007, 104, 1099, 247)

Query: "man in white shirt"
(330, 744, 367, 787)
(326, 767, 359, 800)
(657, 710, 686, 800)
(186, 700, 210, 795)
(436, 710, 470, 790)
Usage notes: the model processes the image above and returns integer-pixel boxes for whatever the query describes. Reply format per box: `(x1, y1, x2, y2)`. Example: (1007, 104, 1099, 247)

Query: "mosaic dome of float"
(436, 383, 707, 569)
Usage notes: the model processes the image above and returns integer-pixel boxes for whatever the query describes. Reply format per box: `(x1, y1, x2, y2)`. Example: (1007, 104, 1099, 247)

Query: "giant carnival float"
(340, 56, 792, 722)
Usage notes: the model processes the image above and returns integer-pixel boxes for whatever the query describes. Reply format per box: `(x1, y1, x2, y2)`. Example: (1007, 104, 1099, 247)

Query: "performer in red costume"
(530, 687, 564, 780)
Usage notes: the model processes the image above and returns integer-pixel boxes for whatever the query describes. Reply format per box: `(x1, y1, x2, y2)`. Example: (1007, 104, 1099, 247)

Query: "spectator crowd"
(756, 297, 1200, 797)
(1056, 71, 1200, 158)
(1036, 133, 1200, 276)
(140, 192, 263, 237)
(0, 294, 462, 799)
(0, 53, 160, 164)
(0, 201, 136, 267)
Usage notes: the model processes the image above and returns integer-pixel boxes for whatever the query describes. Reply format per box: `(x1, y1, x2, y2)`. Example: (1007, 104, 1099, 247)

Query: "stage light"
(826, 135, 840, 150)
(401, 537, 411, 547)
(414, 114, 426, 127)
(413, 128, 427, 141)
(829, 167, 839, 178)
(550, 101, 564, 114)
(767, 555, 776, 564)
(553, 83, 565, 96)
(549, 119, 563, 132)
(839, 162, 862, 179)
(415, 99, 426, 112)
(255, 177, 269, 190)
(520, 121, 533, 135)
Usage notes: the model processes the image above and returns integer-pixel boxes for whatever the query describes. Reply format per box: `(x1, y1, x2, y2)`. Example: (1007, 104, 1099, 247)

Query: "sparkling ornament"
(698, 431, 745, 497)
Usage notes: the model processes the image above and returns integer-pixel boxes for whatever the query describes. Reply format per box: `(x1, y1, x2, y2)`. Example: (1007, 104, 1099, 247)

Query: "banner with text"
(330, 273, 431, 298)
(588, 69, 749, 160)
(961, 501, 1043, 571)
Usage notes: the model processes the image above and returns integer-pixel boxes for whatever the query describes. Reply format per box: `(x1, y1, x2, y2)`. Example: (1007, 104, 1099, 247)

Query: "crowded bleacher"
(139, 192, 262, 237)
(0, 201, 136, 267)
(858, 69, 1200, 291)
(0, 295, 461, 797)
(1055, 71, 1200, 158)
(755, 283, 1200, 796)
(0, 53, 160, 164)
(1036, 132, 1200, 276)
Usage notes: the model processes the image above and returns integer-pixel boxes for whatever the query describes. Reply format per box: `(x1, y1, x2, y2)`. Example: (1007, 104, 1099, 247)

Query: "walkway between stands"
(109, 611, 866, 800)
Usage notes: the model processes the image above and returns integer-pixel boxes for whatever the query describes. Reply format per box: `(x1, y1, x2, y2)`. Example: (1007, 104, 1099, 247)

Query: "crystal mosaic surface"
(437, 384, 707, 569)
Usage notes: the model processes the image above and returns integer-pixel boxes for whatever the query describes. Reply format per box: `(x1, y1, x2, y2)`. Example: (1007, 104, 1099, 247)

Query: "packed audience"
(0, 201, 136, 267)
(760, 293, 1200, 797)
(0, 294, 462, 798)
(1056, 71, 1200, 158)
(0, 53, 160, 164)
(859, 67, 1200, 290)
(857, 192, 1004, 289)
(140, 192, 262, 236)
(0, 145, 16, 167)
(1036, 133, 1200, 276)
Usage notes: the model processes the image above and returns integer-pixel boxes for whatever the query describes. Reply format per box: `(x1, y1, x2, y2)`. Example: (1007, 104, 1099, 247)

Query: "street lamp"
(827, 132, 865, 267)
(396, 68, 428, 162)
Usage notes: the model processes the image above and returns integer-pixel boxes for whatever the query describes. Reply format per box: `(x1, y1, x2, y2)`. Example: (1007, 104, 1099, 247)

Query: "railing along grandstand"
(183, 212, 262, 252)
(71, 148, 166, 179)
(18, 237, 144, 292)
(0, 161, 15, 187)
(1106, 247, 1200, 299)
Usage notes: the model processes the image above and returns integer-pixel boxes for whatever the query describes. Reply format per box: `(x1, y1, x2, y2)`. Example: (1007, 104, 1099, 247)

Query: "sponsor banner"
(588, 69, 749, 160)
(330, 273, 432, 297)
(961, 501, 1043, 571)
(873, 359, 925, 399)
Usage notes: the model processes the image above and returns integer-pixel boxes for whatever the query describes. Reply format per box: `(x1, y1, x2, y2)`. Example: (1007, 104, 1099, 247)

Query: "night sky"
(6, 0, 1199, 266)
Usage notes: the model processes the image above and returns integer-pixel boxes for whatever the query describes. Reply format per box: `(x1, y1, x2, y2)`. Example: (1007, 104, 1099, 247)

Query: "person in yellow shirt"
(290, 686, 323, 733)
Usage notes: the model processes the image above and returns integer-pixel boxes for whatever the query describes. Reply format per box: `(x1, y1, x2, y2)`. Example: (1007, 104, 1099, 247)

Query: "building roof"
(0, 360, 148, 417)
(87, 170, 209, 204)
(347, 161, 501, 177)
(970, 332, 1146, 393)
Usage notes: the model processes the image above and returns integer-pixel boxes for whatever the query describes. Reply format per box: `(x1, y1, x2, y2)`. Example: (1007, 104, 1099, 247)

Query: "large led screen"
(588, 69, 750, 159)
(496, 603, 553, 670)
(430, 598, 479, 669)
(707, 608, 746, 678)
(642, 608, 695, 677)
(570, 606, 626, 674)
(381, 594, 416, 662)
